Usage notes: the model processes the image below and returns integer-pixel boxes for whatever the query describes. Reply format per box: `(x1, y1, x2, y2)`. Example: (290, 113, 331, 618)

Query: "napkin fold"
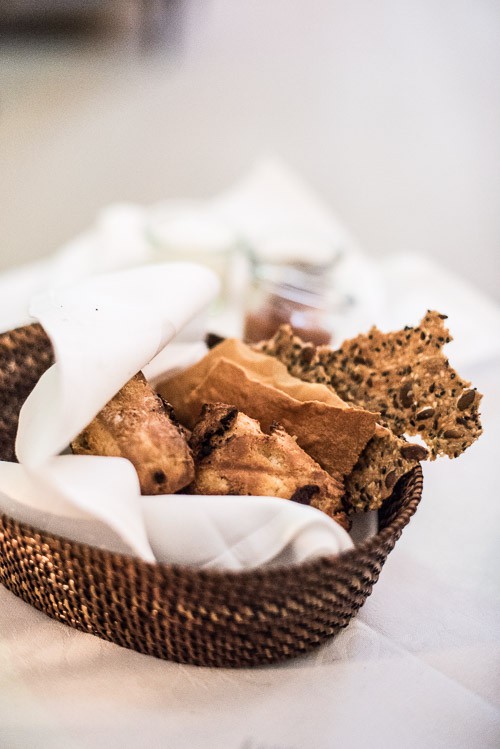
(0, 456, 155, 562)
(142, 495, 353, 570)
(16, 262, 218, 466)
(0, 262, 354, 566)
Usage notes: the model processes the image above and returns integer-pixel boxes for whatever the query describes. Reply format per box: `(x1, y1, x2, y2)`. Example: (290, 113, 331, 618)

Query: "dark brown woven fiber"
(0, 323, 54, 462)
(0, 324, 423, 667)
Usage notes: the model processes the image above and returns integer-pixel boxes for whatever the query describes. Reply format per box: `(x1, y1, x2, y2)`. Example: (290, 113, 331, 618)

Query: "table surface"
(1, 357, 499, 749)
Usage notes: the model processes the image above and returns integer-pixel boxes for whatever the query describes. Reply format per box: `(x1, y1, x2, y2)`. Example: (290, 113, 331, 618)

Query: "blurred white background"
(1, 0, 499, 300)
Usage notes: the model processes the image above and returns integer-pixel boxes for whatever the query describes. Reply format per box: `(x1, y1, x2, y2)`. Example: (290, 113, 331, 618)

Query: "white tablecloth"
(1, 357, 499, 749)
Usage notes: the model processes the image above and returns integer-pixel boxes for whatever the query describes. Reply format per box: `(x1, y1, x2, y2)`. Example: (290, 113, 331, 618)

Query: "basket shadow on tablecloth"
(0, 324, 423, 667)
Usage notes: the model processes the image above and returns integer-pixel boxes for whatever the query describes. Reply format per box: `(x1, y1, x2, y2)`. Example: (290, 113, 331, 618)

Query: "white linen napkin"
(0, 262, 353, 567)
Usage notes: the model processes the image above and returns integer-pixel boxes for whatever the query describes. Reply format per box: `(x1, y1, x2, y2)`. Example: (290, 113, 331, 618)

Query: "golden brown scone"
(71, 372, 194, 495)
(189, 402, 349, 530)
(158, 338, 377, 479)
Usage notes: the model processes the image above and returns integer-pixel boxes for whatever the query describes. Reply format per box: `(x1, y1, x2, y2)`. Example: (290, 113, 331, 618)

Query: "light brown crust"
(158, 339, 377, 478)
(71, 372, 194, 495)
(189, 403, 349, 530)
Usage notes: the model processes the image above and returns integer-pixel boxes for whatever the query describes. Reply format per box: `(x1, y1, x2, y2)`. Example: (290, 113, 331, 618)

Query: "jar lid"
(254, 262, 339, 309)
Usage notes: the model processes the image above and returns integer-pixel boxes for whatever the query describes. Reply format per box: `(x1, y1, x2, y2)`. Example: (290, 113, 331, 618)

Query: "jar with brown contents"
(244, 260, 340, 346)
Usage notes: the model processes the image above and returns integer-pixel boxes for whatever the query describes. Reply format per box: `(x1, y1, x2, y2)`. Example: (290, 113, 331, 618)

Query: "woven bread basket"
(0, 324, 423, 667)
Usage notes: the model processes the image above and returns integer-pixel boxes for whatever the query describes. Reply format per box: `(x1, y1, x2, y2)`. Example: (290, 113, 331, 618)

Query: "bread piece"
(254, 326, 426, 511)
(189, 403, 349, 530)
(257, 313, 482, 459)
(256, 314, 483, 512)
(71, 372, 194, 495)
(157, 338, 377, 478)
(344, 431, 426, 512)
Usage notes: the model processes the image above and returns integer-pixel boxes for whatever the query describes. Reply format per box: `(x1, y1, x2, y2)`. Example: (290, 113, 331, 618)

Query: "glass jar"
(244, 256, 347, 346)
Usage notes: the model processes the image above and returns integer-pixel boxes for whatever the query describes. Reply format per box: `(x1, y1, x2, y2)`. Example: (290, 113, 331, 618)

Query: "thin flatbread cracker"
(158, 338, 377, 478)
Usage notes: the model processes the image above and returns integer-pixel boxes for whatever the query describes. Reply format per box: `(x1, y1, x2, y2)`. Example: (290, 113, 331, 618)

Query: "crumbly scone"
(189, 402, 349, 530)
(71, 372, 194, 495)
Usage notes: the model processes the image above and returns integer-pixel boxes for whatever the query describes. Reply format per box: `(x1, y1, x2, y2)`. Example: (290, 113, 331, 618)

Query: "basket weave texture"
(0, 324, 423, 667)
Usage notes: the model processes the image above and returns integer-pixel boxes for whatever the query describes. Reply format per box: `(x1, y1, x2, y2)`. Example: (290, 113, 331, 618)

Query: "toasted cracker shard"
(189, 402, 349, 530)
(344, 431, 422, 512)
(256, 311, 483, 512)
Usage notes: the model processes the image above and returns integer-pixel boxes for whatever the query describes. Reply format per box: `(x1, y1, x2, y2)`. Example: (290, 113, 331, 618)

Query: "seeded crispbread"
(343, 431, 427, 512)
(256, 312, 482, 512)
(256, 312, 482, 460)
